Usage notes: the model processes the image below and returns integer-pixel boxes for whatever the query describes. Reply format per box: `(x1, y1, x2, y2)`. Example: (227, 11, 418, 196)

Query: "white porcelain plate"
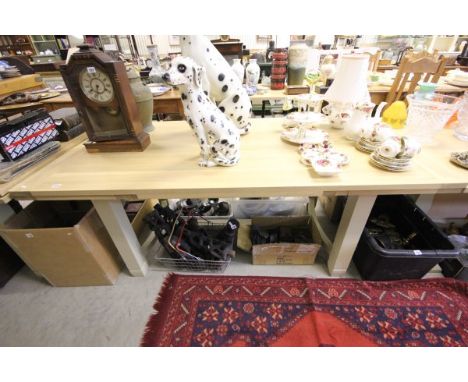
(148, 85, 171, 96)
(281, 128, 328, 145)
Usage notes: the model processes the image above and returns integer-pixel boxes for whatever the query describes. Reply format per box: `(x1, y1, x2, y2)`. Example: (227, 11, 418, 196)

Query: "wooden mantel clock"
(60, 44, 150, 152)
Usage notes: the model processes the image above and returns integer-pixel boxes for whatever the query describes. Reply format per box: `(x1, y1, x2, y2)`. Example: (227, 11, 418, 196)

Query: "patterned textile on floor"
(141, 274, 468, 347)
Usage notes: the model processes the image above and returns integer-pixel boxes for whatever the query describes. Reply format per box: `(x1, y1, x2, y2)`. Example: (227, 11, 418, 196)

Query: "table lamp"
(324, 54, 370, 129)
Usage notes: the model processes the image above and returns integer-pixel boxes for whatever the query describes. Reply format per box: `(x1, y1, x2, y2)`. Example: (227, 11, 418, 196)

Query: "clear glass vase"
(454, 92, 468, 142)
(406, 93, 462, 145)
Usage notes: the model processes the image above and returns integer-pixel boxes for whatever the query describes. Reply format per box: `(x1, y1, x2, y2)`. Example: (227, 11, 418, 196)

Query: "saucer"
(283, 112, 328, 129)
(356, 138, 382, 153)
(370, 152, 412, 172)
(281, 128, 328, 145)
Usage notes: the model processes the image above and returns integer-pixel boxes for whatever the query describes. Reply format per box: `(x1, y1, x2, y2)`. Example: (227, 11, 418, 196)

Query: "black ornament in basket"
(0, 109, 59, 161)
(145, 204, 239, 272)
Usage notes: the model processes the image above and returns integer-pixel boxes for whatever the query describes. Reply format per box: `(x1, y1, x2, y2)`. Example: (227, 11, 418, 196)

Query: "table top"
(0, 133, 86, 204)
(9, 119, 468, 202)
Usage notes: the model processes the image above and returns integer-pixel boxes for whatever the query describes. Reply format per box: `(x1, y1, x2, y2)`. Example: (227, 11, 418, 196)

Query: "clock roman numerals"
(79, 67, 115, 104)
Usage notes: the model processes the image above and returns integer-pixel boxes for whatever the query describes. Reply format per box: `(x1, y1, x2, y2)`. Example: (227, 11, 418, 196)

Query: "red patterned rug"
(141, 274, 468, 347)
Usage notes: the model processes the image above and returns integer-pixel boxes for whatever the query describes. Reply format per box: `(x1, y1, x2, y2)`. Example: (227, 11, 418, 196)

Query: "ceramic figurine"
(162, 56, 240, 167)
(231, 58, 245, 83)
(180, 35, 252, 134)
(246, 59, 261, 88)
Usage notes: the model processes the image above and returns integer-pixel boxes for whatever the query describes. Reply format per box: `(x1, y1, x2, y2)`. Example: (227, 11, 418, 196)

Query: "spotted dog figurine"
(180, 35, 252, 135)
(162, 57, 240, 167)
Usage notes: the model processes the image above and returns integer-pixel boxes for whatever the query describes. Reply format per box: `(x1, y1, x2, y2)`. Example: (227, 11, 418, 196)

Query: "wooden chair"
(363, 50, 381, 72)
(385, 51, 447, 105)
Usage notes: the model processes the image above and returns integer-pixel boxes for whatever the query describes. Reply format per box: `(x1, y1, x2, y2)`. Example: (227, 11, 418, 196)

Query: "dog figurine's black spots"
(162, 56, 240, 168)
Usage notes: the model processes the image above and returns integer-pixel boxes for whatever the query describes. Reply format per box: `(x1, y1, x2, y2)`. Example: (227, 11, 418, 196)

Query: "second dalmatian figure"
(162, 57, 240, 167)
(180, 35, 252, 135)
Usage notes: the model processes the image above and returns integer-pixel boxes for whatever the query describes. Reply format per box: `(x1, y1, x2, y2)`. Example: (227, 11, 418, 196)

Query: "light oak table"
(8, 119, 468, 277)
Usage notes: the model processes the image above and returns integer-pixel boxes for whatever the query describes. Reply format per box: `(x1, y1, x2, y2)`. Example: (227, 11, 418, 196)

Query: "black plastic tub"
(353, 195, 459, 281)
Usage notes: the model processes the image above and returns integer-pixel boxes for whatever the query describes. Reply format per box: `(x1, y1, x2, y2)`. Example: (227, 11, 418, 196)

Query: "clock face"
(79, 66, 115, 104)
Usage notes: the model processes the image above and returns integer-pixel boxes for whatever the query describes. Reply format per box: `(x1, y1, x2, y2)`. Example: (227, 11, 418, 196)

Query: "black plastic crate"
(353, 195, 459, 281)
(440, 254, 468, 281)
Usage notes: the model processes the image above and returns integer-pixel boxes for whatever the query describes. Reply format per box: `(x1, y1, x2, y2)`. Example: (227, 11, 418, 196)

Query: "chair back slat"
(385, 51, 447, 105)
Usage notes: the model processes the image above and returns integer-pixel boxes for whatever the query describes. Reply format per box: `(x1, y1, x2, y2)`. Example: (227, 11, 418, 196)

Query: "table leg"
(261, 100, 267, 118)
(327, 195, 376, 276)
(93, 199, 148, 277)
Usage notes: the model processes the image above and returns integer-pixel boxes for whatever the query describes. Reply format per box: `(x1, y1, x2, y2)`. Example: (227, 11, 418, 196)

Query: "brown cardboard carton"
(0, 201, 121, 287)
(251, 216, 320, 265)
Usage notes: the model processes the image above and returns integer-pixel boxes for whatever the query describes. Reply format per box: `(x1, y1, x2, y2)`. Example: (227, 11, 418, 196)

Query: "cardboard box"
(251, 216, 320, 265)
(0, 201, 121, 287)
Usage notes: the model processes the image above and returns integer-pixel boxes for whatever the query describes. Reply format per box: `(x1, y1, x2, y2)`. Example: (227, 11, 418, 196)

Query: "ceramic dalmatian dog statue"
(162, 56, 240, 167)
(180, 35, 252, 135)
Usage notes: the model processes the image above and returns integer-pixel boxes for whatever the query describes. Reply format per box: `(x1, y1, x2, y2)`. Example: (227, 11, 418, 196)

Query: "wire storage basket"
(153, 249, 231, 273)
(148, 218, 236, 273)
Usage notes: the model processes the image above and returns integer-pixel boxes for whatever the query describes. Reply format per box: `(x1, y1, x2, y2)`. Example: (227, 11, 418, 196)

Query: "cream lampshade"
(324, 54, 370, 104)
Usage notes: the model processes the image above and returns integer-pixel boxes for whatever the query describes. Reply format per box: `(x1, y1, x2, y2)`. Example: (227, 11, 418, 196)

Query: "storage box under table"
(353, 195, 460, 281)
(250, 216, 320, 265)
(0, 201, 121, 287)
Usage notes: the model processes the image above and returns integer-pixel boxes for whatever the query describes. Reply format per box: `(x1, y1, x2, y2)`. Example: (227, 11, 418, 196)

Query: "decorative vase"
(323, 54, 370, 129)
(231, 58, 245, 83)
(246, 59, 260, 88)
(127, 66, 154, 133)
(288, 42, 309, 86)
(271, 49, 288, 90)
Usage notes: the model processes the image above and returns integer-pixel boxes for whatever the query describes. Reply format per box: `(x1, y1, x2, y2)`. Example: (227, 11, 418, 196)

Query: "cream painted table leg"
(92, 200, 148, 277)
(327, 195, 377, 276)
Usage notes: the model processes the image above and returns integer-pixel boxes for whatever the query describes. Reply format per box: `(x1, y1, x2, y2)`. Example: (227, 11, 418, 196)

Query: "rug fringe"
(141, 272, 177, 346)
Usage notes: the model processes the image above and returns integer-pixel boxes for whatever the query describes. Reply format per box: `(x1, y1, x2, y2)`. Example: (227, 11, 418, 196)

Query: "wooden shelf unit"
(0, 35, 36, 56)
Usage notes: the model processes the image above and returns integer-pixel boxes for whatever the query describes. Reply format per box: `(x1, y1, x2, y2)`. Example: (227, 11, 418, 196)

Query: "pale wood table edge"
(0, 133, 87, 204)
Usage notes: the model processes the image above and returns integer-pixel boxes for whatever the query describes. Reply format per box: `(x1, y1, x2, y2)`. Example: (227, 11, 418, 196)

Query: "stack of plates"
(0, 66, 21, 78)
(355, 138, 382, 153)
(369, 152, 412, 172)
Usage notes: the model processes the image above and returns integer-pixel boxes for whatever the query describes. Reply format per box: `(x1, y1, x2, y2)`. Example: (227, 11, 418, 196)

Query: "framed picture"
(257, 35, 272, 41)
